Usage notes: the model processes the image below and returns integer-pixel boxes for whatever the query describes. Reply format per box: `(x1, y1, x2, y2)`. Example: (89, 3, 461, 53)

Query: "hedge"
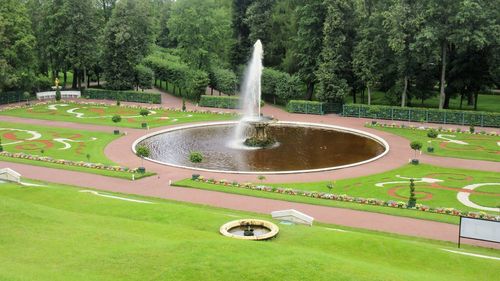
(82, 88, 161, 104)
(199, 95, 239, 109)
(209, 67, 237, 95)
(286, 100, 325, 115)
(343, 104, 500, 127)
(144, 51, 209, 101)
(0, 91, 26, 104)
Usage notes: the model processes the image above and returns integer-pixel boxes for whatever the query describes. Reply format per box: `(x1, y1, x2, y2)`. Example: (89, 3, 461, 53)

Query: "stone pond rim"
(132, 121, 390, 175)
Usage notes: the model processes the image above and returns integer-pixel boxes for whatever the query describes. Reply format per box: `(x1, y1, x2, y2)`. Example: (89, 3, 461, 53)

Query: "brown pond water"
(138, 124, 385, 172)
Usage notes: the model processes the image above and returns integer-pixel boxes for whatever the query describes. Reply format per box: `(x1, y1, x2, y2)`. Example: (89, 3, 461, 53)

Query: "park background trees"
(0, 0, 498, 110)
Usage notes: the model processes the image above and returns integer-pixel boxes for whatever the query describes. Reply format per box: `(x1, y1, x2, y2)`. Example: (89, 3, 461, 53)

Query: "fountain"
(219, 219, 279, 240)
(233, 40, 276, 148)
(133, 40, 389, 174)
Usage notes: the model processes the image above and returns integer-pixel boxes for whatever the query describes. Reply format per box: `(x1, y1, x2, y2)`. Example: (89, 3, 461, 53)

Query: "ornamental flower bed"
(0, 100, 238, 116)
(366, 122, 498, 136)
(191, 175, 500, 222)
(0, 151, 140, 173)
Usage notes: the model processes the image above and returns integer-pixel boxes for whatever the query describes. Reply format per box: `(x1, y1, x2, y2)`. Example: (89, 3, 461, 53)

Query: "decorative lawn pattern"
(0, 101, 236, 128)
(0, 121, 151, 179)
(0, 180, 498, 281)
(175, 165, 500, 224)
(368, 123, 500, 162)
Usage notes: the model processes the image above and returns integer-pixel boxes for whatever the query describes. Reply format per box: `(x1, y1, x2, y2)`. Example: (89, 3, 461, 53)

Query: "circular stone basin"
(219, 219, 279, 240)
(134, 121, 388, 174)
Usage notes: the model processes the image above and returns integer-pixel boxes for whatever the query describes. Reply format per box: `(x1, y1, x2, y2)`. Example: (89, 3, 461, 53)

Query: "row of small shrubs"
(286, 100, 325, 115)
(82, 88, 161, 104)
(343, 104, 500, 127)
(199, 95, 240, 109)
(144, 50, 209, 101)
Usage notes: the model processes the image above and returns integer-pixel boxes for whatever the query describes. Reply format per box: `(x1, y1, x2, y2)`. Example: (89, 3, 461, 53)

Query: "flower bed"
(365, 121, 498, 136)
(190, 175, 500, 221)
(0, 151, 140, 173)
(0, 100, 237, 116)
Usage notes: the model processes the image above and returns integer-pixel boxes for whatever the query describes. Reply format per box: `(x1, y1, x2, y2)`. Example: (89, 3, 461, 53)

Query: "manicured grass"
(0, 180, 498, 281)
(0, 121, 152, 179)
(370, 125, 500, 162)
(174, 164, 500, 224)
(348, 91, 500, 113)
(0, 102, 236, 128)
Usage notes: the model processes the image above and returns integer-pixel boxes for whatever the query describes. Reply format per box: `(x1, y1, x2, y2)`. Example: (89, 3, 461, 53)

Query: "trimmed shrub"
(286, 100, 325, 115)
(144, 51, 209, 101)
(262, 68, 302, 103)
(199, 95, 239, 109)
(210, 66, 237, 95)
(189, 151, 203, 163)
(427, 129, 438, 138)
(342, 104, 500, 127)
(83, 88, 161, 104)
(134, 64, 154, 90)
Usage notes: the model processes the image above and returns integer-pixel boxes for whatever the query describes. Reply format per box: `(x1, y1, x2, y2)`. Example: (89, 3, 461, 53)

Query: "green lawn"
(0, 180, 498, 281)
(0, 102, 236, 128)
(0, 121, 151, 179)
(370, 124, 500, 162)
(348, 91, 500, 113)
(174, 164, 500, 224)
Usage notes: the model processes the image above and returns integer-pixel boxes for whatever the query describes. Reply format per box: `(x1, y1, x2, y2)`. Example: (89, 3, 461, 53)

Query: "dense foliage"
(0, 0, 498, 112)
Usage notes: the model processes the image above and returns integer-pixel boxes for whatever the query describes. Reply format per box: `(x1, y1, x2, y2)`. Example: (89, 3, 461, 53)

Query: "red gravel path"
(1, 92, 499, 249)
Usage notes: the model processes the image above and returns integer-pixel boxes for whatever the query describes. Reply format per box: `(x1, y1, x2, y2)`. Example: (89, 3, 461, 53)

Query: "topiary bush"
(189, 151, 203, 163)
(427, 129, 438, 138)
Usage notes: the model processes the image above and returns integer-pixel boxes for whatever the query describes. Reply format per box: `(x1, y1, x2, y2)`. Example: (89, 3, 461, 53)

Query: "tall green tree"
(168, 0, 232, 71)
(0, 0, 36, 91)
(383, 0, 424, 107)
(244, 0, 276, 65)
(103, 0, 154, 90)
(64, 0, 99, 89)
(229, 0, 253, 67)
(353, 0, 386, 105)
(294, 0, 325, 100)
(315, 0, 356, 102)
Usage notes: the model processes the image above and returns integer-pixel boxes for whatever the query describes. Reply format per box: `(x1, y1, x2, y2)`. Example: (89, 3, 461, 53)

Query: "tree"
(410, 141, 422, 159)
(0, 0, 36, 92)
(244, 0, 276, 65)
(294, 0, 326, 100)
(156, 1, 175, 48)
(383, 0, 424, 107)
(63, 0, 99, 90)
(408, 178, 417, 208)
(229, 0, 253, 67)
(168, 0, 232, 71)
(315, 0, 356, 102)
(136, 145, 150, 167)
(103, 0, 154, 90)
(55, 89, 61, 101)
(353, 0, 386, 105)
